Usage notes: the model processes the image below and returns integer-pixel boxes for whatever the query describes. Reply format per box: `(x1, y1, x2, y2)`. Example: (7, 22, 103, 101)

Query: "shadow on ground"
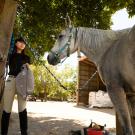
(9, 112, 84, 135)
(73, 105, 115, 116)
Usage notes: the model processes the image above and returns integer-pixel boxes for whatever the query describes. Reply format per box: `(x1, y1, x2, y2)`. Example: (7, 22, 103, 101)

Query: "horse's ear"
(65, 13, 72, 28)
(128, 25, 135, 41)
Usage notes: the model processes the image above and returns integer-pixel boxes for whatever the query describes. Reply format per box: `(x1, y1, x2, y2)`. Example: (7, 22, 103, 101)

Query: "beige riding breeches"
(3, 76, 26, 113)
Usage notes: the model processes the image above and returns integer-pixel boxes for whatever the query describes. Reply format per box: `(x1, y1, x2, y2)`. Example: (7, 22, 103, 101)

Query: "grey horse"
(47, 24, 135, 135)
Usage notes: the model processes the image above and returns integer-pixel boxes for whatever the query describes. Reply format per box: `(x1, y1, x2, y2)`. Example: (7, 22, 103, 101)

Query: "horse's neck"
(75, 27, 127, 64)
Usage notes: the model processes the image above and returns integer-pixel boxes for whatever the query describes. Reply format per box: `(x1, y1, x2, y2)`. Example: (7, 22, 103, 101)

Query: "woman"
(1, 37, 30, 135)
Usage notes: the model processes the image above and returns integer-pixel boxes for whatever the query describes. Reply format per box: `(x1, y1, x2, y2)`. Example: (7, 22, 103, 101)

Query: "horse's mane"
(77, 27, 131, 50)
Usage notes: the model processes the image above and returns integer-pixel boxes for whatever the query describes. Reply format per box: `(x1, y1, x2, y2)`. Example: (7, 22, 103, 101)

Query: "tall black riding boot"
(19, 109, 28, 135)
(1, 110, 11, 135)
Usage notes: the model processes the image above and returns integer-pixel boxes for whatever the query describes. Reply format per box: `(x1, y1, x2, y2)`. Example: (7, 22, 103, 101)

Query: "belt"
(8, 75, 16, 78)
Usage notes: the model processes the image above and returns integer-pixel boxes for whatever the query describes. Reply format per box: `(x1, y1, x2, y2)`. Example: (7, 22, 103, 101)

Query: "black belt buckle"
(9, 75, 15, 78)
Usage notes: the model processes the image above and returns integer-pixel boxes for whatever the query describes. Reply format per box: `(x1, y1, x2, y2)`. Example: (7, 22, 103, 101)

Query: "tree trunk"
(0, 0, 17, 127)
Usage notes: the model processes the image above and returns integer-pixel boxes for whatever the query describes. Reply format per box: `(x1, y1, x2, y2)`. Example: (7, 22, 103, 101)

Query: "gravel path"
(8, 100, 116, 135)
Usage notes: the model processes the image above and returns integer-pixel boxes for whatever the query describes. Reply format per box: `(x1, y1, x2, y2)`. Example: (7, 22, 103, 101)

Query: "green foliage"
(13, 0, 135, 101)
(31, 62, 77, 101)
(14, 0, 135, 62)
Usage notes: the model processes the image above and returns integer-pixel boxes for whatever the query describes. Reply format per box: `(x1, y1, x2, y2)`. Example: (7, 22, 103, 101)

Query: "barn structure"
(77, 56, 135, 135)
(77, 56, 106, 106)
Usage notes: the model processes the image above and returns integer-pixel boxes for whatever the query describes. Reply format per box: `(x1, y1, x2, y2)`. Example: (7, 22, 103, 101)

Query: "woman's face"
(16, 41, 26, 51)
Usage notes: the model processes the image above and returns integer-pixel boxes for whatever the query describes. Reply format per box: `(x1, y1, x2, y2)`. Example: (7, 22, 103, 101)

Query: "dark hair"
(13, 37, 26, 54)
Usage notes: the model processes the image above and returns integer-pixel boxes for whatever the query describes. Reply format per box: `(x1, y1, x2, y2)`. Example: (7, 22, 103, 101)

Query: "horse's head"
(47, 27, 77, 65)
(48, 14, 78, 65)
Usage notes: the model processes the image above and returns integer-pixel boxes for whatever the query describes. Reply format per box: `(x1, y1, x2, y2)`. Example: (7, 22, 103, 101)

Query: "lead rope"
(42, 61, 67, 90)
(27, 45, 68, 90)
(27, 47, 98, 91)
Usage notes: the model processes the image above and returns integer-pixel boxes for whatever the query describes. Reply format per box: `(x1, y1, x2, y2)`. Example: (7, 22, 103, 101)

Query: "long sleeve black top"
(8, 53, 30, 76)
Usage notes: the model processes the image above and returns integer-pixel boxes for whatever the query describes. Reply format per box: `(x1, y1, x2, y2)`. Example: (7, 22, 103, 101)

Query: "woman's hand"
(26, 63, 29, 69)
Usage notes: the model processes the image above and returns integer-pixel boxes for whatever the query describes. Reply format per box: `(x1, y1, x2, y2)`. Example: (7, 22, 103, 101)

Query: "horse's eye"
(58, 34, 63, 39)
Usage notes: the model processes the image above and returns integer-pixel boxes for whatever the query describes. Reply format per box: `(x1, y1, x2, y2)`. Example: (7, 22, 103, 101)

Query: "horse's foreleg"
(127, 95, 135, 119)
(127, 95, 135, 135)
(107, 84, 133, 135)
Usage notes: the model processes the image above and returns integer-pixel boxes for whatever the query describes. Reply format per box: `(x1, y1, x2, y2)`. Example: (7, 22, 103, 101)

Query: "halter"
(51, 27, 73, 64)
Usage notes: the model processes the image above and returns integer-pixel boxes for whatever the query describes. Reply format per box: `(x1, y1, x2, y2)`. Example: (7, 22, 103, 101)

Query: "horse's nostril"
(47, 55, 49, 61)
(47, 53, 60, 65)
(47, 54, 55, 65)
(47, 55, 51, 64)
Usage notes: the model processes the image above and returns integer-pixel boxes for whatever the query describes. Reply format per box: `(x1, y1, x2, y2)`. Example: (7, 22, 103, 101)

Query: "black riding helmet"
(15, 37, 26, 45)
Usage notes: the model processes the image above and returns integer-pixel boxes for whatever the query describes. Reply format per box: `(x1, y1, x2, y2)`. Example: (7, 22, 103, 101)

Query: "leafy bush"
(31, 62, 77, 101)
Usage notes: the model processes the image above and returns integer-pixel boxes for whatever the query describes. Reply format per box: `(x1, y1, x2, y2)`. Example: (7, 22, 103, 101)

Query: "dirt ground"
(8, 100, 116, 135)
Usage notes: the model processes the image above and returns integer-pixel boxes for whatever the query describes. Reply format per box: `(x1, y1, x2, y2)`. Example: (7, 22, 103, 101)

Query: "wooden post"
(77, 90, 89, 106)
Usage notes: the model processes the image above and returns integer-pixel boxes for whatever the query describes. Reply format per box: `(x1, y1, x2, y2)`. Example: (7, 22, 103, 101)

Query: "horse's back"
(99, 30, 135, 91)
(128, 24, 135, 41)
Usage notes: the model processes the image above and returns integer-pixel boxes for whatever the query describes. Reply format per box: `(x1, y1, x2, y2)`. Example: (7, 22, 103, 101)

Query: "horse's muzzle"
(47, 52, 60, 66)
